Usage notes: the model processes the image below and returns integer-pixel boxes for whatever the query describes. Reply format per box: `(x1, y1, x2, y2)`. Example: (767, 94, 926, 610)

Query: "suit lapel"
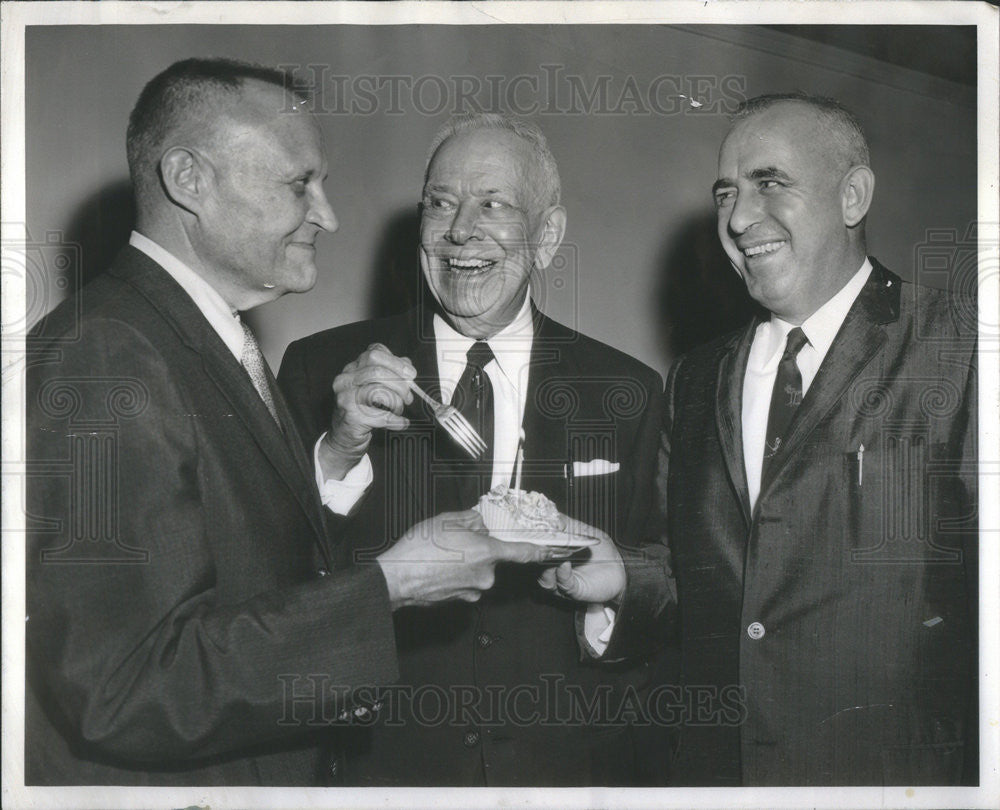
(200, 345, 331, 562)
(111, 248, 331, 565)
(388, 308, 451, 512)
(716, 321, 757, 523)
(519, 309, 572, 493)
(758, 259, 900, 500)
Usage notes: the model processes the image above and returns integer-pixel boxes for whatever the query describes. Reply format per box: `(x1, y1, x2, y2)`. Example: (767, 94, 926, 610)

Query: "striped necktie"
(762, 326, 808, 481)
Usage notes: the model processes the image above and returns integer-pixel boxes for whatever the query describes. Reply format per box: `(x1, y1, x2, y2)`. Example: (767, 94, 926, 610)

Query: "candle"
(514, 427, 525, 496)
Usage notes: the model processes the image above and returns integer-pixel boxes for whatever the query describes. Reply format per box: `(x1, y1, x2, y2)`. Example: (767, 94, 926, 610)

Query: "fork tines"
(408, 380, 488, 460)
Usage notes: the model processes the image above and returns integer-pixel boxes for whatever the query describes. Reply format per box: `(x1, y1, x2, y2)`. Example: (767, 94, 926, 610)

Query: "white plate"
(489, 530, 600, 548)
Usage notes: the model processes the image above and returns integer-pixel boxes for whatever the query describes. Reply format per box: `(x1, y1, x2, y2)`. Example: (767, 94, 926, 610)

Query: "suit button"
(317, 568, 329, 577)
(747, 621, 765, 640)
(463, 730, 481, 747)
(477, 632, 493, 648)
(329, 760, 340, 778)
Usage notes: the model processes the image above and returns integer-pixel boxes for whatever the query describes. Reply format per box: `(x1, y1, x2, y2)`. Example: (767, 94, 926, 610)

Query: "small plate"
(489, 530, 600, 548)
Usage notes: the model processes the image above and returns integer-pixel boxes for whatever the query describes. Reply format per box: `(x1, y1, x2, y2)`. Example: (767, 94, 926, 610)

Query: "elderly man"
(25, 60, 561, 786)
(570, 92, 978, 786)
(278, 113, 664, 785)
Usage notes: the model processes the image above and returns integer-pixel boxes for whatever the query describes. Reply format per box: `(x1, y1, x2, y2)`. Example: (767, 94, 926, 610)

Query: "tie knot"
(466, 340, 495, 370)
(783, 327, 808, 359)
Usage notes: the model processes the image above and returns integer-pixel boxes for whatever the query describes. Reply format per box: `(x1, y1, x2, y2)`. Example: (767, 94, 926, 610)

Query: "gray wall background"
(25, 24, 977, 376)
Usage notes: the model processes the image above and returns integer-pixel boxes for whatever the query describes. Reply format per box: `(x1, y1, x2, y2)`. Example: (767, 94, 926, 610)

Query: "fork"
(408, 380, 488, 459)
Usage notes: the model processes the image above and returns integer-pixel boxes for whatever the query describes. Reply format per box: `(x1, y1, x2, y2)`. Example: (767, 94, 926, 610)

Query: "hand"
(319, 344, 416, 479)
(537, 517, 626, 605)
(377, 510, 567, 608)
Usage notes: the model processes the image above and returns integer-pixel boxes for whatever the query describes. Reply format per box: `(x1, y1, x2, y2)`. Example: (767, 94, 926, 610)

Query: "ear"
(159, 146, 213, 215)
(532, 205, 567, 270)
(841, 165, 875, 227)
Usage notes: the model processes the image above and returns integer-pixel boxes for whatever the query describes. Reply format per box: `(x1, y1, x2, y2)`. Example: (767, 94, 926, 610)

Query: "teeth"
(447, 258, 494, 270)
(743, 241, 785, 257)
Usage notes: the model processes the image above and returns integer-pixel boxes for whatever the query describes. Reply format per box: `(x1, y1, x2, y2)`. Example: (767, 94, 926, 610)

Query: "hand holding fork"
(316, 343, 488, 483)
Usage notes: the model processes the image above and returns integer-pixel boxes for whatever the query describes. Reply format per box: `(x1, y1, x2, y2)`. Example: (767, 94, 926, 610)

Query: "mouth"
(442, 257, 498, 275)
(289, 241, 316, 251)
(740, 240, 786, 258)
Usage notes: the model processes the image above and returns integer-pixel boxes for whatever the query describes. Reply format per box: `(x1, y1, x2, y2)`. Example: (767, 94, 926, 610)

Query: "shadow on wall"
(64, 179, 135, 295)
(656, 210, 759, 359)
(366, 204, 425, 319)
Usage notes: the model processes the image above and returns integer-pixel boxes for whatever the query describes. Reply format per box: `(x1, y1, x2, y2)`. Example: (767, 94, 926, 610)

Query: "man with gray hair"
(278, 113, 664, 785)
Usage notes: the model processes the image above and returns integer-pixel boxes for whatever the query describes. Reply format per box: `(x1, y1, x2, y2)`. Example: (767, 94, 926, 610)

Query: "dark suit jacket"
(630, 259, 977, 786)
(25, 246, 399, 786)
(277, 305, 664, 786)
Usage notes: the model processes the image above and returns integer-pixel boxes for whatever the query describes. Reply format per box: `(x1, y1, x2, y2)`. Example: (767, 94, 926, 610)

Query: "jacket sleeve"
(26, 318, 399, 766)
(599, 359, 680, 662)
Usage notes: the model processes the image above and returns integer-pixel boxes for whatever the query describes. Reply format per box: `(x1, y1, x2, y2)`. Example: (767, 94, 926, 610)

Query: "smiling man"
(26, 62, 562, 786)
(576, 92, 978, 786)
(278, 113, 664, 786)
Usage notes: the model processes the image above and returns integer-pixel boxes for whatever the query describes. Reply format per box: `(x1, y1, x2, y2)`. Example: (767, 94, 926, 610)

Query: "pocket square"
(572, 459, 620, 477)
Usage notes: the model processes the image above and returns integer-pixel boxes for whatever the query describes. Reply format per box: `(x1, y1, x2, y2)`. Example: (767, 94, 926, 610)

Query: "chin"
(440, 301, 489, 321)
(285, 266, 318, 294)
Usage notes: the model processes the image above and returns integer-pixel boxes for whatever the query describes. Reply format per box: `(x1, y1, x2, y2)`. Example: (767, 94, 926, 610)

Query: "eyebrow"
(711, 178, 734, 195)
(423, 183, 515, 201)
(712, 166, 793, 195)
(748, 167, 792, 182)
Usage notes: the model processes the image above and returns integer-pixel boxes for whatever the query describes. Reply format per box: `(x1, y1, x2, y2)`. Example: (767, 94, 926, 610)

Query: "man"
(25, 60, 561, 786)
(573, 93, 978, 786)
(277, 113, 664, 785)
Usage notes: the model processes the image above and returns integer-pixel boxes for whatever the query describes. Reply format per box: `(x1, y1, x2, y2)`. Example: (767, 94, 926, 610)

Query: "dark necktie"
(449, 340, 495, 506)
(762, 326, 808, 480)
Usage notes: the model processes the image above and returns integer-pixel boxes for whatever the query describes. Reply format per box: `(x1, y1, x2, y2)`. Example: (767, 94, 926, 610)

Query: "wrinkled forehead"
(426, 129, 539, 194)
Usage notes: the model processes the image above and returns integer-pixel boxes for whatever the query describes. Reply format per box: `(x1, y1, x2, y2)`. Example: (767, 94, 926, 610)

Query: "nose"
(308, 186, 339, 233)
(444, 201, 482, 245)
(725, 188, 762, 237)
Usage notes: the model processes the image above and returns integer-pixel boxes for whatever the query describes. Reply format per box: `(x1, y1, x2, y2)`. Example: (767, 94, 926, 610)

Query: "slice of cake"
(476, 483, 565, 535)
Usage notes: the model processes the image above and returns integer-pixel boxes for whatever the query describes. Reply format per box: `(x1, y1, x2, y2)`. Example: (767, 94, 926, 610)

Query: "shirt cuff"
(314, 433, 374, 515)
(582, 603, 617, 656)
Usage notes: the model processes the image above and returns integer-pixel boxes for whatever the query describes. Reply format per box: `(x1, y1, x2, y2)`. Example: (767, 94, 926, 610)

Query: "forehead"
(217, 83, 325, 168)
(426, 129, 535, 190)
(718, 103, 830, 176)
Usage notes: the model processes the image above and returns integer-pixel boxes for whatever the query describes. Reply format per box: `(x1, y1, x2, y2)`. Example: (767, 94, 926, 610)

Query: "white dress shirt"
(742, 259, 873, 509)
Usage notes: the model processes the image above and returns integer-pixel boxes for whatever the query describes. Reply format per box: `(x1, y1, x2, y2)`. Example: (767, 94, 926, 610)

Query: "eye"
(714, 189, 735, 208)
(423, 195, 455, 213)
(291, 177, 308, 196)
(482, 199, 506, 209)
(758, 179, 781, 191)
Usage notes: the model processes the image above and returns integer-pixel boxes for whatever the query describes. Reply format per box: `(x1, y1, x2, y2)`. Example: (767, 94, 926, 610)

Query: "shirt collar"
(432, 294, 535, 388)
(129, 231, 245, 361)
(761, 258, 873, 366)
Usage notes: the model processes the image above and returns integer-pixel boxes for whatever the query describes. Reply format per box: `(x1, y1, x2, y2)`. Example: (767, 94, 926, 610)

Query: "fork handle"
(408, 380, 441, 409)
